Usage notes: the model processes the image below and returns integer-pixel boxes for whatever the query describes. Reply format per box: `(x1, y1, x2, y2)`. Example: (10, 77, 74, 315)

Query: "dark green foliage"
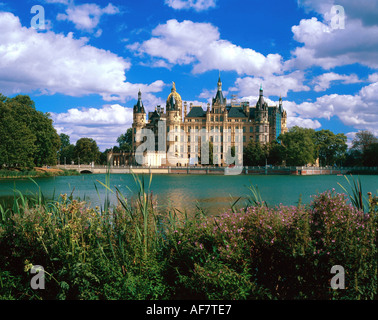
(0, 94, 60, 169)
(243, 140, 268, 166)
(74, 138, 101, 164)
(314, 130, 347, 166)
(279, 126, 316, 166)
(117, 128, 133, 152)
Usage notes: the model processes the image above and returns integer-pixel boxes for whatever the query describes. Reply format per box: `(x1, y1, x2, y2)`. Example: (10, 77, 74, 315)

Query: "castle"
(111, 77, 287, 167)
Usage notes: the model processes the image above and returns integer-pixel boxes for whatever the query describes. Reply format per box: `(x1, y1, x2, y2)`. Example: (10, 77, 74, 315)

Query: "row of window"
(186, 117, 249, 122)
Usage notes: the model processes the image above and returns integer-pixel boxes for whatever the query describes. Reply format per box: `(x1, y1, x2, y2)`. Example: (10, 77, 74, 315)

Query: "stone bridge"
(55, 165, 377, 175)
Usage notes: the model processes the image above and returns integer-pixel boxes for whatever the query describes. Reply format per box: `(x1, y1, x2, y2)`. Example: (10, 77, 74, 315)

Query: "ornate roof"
(186, 106, 206, 118)
(166, 82, 182, 110)
(134, 90, 145, 113)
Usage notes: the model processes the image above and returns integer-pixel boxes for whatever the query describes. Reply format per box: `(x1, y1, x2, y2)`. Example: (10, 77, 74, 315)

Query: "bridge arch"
(79, 169, 93, 174)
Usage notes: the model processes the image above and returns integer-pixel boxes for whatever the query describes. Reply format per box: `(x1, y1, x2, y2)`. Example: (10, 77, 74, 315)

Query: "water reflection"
(0, 174, 377, 216)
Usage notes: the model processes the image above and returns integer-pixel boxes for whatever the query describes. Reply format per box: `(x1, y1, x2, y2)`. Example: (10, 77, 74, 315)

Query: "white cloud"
(287, 5, 378, 70)
(164, 0, 216, 11)
(231, 71, 310, 98)
(0, 12, 164, 102)
(298, 0, 378, 27)
(129, 19, 283, 77)
(51, 104, 134, 150)
(57, 3, 119, 33)
(312, 72, 361, 92)
(368, 73, 378, 83)
(282, 83, 378, 136)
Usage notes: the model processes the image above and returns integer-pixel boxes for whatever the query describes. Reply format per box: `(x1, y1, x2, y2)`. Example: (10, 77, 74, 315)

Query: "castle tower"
(212, 75, 226, 114)
(255, 85, 269, 144)
(132, 90, 147, 156)
(166, 82, 183, 164)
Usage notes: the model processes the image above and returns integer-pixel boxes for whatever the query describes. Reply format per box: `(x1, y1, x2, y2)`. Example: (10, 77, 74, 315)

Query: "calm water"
(0, 174, 377, 215)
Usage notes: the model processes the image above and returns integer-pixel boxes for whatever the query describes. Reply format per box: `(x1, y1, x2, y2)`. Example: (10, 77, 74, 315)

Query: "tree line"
(243, 127, 378, 167)
(0, 94, 376, 169)
(57, 128, 132, 166)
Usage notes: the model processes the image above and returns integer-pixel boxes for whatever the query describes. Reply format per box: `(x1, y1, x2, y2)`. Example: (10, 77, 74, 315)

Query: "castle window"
(243, 136, 246, 142)
(216, 116, 218, 122)
(250, 127, 253, 133)
(220, 116, 223, 121)
(243, 126, 246, 133)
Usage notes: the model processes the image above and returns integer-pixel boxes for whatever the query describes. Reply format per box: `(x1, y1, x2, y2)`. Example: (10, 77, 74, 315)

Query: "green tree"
(352, 130, 378, 153)
(117, 128, 133, 152)
(0, 102, 36, 169)
(344, 149, 363, 167)
(74, 138, 101, 164)
(0, 94, 60, 168)
(363, 143, 378, 167)
(267, 140, 285, 166)
(243, 140, 267, 166)
(314, 130, 347, 166)
(58, 134, 75, 165)
(279, 127, 316, 166)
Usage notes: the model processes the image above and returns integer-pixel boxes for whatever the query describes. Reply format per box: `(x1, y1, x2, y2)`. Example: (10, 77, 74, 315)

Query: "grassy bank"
(0, 175, 377, 300)
(0, 168, 80, 179)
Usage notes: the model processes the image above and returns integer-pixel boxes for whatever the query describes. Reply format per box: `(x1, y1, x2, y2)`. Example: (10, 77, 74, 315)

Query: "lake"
(0, 174, 377, 215)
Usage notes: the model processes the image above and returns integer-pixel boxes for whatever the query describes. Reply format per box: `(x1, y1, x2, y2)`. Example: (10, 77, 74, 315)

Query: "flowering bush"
(0, 184, 376, 300)
(166, 190, 377, 299)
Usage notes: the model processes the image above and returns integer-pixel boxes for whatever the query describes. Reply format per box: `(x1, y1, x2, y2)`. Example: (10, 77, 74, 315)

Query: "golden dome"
(166, 82, 182, 105)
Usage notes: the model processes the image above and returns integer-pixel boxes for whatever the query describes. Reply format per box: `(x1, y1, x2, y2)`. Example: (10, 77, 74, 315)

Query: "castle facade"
(131, 77, 287, 167)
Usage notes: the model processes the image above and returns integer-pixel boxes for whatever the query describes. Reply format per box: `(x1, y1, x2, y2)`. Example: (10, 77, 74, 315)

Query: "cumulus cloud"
(57, 2, 120, 33)
(288, 1, 378, 70)
(129, 19, 283, 77)
(298, 0, 378, 27)
(281, 84, 378, 136)
(51, 104, 134, 150)
(0, 12, 164, 102)
(164, 0, 216, 11)
(312, 72, 361, 92)
(231, 71, 310, 98)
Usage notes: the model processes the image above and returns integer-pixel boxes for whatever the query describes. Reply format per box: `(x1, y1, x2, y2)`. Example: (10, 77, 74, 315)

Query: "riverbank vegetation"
(0, 168, 80, 179)
(0, 175, 376, 300)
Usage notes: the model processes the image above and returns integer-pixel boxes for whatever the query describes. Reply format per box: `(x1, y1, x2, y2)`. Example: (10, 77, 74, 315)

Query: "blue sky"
(0, 0, 377, 150)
